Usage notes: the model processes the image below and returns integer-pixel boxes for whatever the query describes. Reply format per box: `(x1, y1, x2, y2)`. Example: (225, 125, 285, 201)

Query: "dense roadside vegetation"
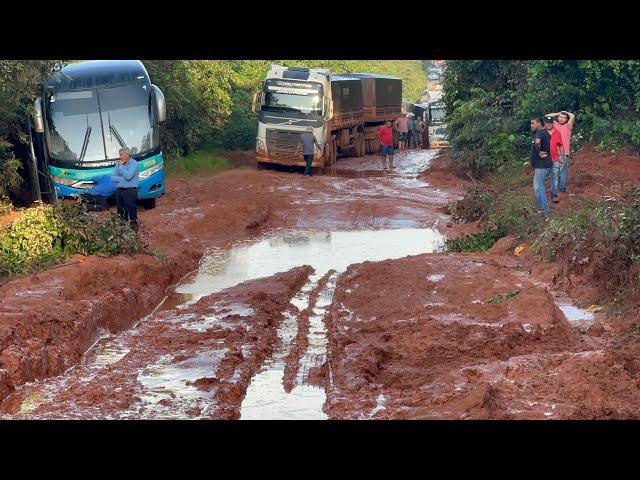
(444, 60, 640, 178)
(443, 60, 640, 310)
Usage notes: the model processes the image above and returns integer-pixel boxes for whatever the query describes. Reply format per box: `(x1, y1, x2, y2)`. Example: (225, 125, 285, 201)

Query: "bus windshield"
(100, 83, 157, 158)
(262, 92, 323, 115)
(46, 90, 105, 162)
(45, 82, 158, 163)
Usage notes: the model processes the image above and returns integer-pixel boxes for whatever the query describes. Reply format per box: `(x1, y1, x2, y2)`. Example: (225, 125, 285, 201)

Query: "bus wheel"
(141, 198, 156, 210)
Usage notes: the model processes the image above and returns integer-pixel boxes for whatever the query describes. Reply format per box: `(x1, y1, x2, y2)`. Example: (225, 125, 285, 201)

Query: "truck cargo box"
(330, 76, 364, 130)
(334, 73, 402, 123)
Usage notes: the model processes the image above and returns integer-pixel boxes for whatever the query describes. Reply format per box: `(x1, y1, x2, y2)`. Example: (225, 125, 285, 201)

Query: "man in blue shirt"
(111, 147, 139, 231)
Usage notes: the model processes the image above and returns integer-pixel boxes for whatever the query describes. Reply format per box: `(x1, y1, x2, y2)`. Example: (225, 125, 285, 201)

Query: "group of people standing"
(393, 113, 426, 151)
(377, 112, 429, 170)
(530, 111, 575, 214)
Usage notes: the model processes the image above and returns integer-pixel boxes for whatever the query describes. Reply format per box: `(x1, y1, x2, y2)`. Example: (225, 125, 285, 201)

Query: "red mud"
(324, 252, 640, 419)
(282, 270, 334, 392)
(5, 145, 640, 420)
(0, 149, 459, 407)
(1, 266, 312, 419)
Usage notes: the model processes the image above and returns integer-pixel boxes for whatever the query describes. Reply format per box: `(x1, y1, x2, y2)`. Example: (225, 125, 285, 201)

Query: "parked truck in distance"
(255, 65, 402, 168)
(427, 100, 449, 148)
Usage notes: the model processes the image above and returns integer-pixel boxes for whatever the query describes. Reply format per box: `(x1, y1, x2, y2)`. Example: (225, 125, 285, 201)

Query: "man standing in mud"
(111, 147, 139, 231)
(544, 116, 565, 203)
(413, 116, 425, 149)
(406, 113, 415, 150)
(547, 110, 575, 194)
(378, 120, 395, 170)
(530, 117, 552, 214)
(295, 127, 321, 176)
(394, 113, 409, 151)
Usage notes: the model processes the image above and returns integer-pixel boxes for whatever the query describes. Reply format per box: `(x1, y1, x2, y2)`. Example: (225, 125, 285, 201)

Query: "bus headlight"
(256, 138, 267, 153)
(139, 162, 163, 180)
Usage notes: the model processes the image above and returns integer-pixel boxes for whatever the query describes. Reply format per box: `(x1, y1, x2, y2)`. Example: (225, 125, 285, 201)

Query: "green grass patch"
(488, 289, 521, 304)
(445, 228, 506, 252)
(164, 148, 231, 178)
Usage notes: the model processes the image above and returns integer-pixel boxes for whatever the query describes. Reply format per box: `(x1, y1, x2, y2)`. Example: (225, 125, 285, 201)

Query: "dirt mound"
(323, 252, 640, 419)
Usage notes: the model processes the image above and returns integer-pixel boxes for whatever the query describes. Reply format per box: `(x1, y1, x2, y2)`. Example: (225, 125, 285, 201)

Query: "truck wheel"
(141, 198, 156, 210)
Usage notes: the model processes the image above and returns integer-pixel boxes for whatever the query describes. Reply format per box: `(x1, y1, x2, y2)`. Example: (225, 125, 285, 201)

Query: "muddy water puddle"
(174, 228, 446, 305)
(171, 227, 446, 420)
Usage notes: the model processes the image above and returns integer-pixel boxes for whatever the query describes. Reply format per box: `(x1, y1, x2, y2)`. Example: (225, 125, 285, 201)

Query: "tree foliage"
(0, 60, 62, 198)
(444, 60, 640, 177)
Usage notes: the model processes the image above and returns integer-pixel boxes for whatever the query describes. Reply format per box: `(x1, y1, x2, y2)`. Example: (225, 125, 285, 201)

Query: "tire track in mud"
(240, 270, 338, 419)
(282, 271, 334, 392)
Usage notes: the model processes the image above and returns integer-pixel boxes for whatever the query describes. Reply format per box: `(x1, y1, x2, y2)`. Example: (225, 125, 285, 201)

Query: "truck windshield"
(430, 108, 445, 122)
(262, 92, 323, 115)
(45, 82, 158, 163)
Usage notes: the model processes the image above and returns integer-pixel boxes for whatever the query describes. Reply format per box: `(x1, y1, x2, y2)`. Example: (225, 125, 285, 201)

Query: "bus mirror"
(152, 84, 166, 123)
(33, 97, 44, 133)
(326, 98, 333, 119)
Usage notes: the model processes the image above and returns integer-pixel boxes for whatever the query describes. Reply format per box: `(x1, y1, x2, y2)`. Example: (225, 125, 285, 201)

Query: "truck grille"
(266, 129, 300, 159)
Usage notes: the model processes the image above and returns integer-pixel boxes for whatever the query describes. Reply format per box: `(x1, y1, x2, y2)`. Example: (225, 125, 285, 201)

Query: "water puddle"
(82, 335, 130, 367)
(132, 349, 228, 419)
(557, 303, 594, 323)
(175, 228, 445, 304)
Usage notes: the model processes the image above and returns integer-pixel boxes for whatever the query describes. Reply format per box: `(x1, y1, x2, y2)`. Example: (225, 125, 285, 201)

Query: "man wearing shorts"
(393, 114, 409, 151)
(378, 120, 395, 169)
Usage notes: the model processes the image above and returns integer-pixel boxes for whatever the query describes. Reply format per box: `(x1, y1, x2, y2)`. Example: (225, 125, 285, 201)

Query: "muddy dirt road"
(3, 149, 640, 419)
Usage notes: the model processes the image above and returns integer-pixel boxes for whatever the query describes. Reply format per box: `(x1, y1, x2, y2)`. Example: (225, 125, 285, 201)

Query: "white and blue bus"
(29, 60, 166, 208)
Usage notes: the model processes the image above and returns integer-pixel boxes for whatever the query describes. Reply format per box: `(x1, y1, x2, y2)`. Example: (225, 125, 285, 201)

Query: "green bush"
(445, 228, 506, 252)
(489, 191, 544, 239)
(0, 203, 139, 277)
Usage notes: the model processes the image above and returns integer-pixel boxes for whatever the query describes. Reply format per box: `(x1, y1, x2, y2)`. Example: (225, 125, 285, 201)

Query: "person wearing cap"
(530, 117, 552, 214)
(111, 147, 139, 231)
(543, 115, 565, 203)
(295, 127, 321, 176)
(547, 110, 575, 193)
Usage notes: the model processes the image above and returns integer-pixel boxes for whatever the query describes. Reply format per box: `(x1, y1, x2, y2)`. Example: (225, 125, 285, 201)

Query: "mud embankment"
(324, 249, 640, 419)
